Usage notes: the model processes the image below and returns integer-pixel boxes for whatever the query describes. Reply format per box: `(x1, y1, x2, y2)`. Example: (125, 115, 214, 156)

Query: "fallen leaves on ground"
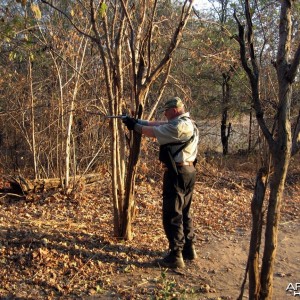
(0, 156, 299, 299)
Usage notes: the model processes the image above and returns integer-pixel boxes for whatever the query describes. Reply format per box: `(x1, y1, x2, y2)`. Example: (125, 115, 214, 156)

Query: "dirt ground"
(0, 156, 299, 299)
(192, 221, 300, 300)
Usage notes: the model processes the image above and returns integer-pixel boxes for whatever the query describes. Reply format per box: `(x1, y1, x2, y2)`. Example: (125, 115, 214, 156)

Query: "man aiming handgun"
(123, 97, 199, 269)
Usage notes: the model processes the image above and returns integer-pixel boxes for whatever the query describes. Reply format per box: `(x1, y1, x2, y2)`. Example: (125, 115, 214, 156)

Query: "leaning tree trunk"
(260, 147, 291, 299)
(260, 36, 294, 298)
(248, 167, 268, 299)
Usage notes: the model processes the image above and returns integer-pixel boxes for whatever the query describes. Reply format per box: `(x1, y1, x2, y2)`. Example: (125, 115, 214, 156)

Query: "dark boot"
(158, 250, 185, 268)
(182, 244, 197, 260)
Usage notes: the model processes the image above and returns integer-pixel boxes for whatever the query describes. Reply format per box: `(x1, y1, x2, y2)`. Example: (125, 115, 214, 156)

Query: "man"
(123, 97, 199, 268)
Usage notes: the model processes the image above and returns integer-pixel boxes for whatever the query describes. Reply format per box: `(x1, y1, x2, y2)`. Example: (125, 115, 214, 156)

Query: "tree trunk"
(259, 150, 290, 299)
(221, 72, 231, 155)
(111, 119, 122, 237)
(248, 109, 253, 152)
(234, 1, 300, 299)
(260, 83, 293, 300)
(121, 130, 142, 240)
(248, 167, 268, 299)
(65, 36, 89, 190)
(28, 56, 38, 179)
(259, 0, 297, 295)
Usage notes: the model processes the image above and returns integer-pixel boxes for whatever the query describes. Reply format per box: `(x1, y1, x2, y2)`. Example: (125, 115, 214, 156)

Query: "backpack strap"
(163, 116, 197, 158)
(163, 132, 195, 158)
(172, 134, 195, 157)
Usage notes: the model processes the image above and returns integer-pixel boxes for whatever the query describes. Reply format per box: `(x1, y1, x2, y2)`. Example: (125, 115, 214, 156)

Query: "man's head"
(158, 97, 185, 120)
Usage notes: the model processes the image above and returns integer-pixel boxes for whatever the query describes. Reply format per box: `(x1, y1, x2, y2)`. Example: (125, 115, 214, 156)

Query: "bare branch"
(40, 0, 95, 41)
(146, 0, 194, 85)
(245, 0, 259, 78)
(233, 10, 252, 77)
(233, 5, 274, 149)
(254, 0, 268, 65)
(147, 60, 172, 120)
(147, 0, 158, 76)
(119, 0, 136, 72)
(89, 0, 115, 115)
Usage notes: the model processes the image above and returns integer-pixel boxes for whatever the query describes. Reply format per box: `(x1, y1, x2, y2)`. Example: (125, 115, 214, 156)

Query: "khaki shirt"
(153, 112, 199, 163)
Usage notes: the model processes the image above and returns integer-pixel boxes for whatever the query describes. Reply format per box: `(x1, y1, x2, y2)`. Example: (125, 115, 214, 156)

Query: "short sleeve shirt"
(153, 112, 199, 163)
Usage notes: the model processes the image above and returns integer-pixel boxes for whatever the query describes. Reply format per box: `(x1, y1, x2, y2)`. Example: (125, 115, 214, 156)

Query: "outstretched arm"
(123, 117, 165, 138)
(138, 119, 167, 126)
(135, 119, 167, 137)
(139, 126, 156, 137)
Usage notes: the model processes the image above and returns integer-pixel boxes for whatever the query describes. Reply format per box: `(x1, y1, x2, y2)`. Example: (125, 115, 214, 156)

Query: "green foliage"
(169, 4, 246, 120)
(150, 270, 193, 300)
(99, 2, 108, 18)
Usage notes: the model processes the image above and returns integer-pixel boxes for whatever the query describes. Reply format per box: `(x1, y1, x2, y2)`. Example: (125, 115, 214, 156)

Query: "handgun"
(105, 114, 128, 119)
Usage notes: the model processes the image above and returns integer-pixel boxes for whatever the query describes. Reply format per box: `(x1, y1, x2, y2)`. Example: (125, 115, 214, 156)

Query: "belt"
(176, 161, 194, 167)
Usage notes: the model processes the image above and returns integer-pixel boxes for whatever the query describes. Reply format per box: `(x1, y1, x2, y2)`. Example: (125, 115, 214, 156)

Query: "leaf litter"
(0, 155, 299, 299)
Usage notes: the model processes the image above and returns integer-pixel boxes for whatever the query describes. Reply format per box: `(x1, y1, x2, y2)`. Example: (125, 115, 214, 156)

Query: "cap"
(158, 97, 184, 113)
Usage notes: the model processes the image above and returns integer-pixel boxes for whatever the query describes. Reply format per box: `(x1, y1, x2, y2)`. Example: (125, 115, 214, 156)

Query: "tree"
(39, 0, 195, 240)
(0, 0, 110, 181)
(234, 0, 300, 299)
(191, 0, 249, 154)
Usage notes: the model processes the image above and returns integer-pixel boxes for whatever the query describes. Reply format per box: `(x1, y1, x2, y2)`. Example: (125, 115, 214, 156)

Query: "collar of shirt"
(168, 112, 190, 122)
